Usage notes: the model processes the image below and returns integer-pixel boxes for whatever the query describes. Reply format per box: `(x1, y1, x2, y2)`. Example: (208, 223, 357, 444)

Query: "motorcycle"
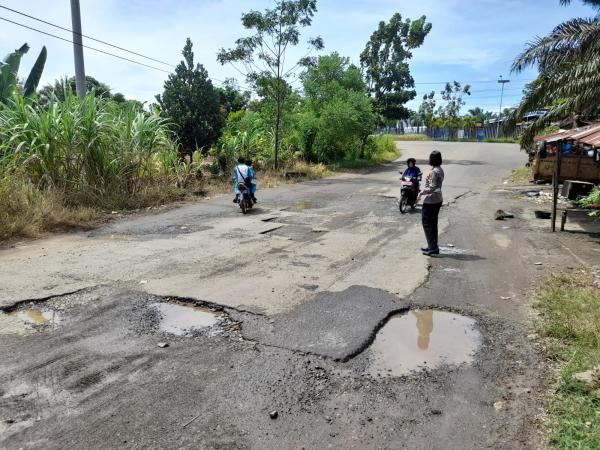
(237, 181, 253, 214)
(399, 175, 421, 214)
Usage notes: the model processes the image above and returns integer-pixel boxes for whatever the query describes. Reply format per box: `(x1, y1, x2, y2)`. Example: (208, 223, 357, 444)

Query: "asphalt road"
(2, 141, 596, 449)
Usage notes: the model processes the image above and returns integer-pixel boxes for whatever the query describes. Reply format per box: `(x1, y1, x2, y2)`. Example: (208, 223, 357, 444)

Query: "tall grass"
(534, 270, 600, 449)
(0, 93, 197, 239)
(0, 93, 192, 210)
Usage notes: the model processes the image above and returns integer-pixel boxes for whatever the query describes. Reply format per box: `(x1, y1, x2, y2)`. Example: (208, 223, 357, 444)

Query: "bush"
(577, 187, 600, 218)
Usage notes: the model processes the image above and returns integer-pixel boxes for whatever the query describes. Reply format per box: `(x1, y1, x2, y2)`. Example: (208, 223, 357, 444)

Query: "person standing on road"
(419, 151, 444, 256)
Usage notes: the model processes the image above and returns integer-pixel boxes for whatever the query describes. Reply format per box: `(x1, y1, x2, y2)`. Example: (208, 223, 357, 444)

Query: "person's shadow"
(435, 253, 485, 261)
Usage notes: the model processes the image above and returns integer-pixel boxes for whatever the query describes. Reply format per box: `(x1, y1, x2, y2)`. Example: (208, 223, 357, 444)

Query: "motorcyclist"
(245, 158, 258, 203)
(402, 158, 422, 179)
(233, 157, 252, 203)
(401, 158, 422, 192)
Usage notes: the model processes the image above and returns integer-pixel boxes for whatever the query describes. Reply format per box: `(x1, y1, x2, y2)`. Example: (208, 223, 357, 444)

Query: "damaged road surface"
(1, 142, 579, 449)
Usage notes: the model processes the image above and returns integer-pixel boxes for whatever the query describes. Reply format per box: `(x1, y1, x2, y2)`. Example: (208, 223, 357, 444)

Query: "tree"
(0, 43, 47, 103)
(215, 79, 250, 115)
(157, 38, 223, 154)
(510, 0, 600, 145)
(467, 107, 496, 123)
(217, 0, 324, 168)
(438, 82, 471, 119)
(299, 53, 375, 162)
(418, 91, 436, 127)
(39, 76, 112, 104)
(360, 13, 432, 124)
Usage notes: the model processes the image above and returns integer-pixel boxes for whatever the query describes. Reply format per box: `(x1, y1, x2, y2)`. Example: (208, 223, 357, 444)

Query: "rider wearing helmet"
(402, 158, 422, 179)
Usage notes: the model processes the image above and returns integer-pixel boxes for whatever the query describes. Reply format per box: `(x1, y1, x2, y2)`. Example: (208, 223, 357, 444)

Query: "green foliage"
(23, 46, 47, 98)
(334, 135, 400, 168)
(299, 53, 376, 163)
(156, 38, 223, 154)
(0, 92, 190, 209)
(467, 107, 496, 123)
(534, 270, 600, 449)
(1, 43, 47, 103)
(217, 0, 323, 167)
(577, 188, 600, 218)
(216, 79, 250, 115)
(383, 133, 429, 141)
(38, 75, 113, 104)
(510, 1, 600, 146)
(360, 13, 432, 123)
(215, 110, 272, 171)
(418, 91, 436, 126)
(437, 81, 471, 120)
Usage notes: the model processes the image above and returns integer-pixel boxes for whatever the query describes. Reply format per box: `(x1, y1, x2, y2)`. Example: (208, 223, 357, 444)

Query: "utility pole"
(497, 75, 510, 137)
(70, 0, 86, 98)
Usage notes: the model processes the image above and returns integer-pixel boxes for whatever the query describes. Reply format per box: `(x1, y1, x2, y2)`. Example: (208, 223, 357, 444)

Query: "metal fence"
(376, 123, 525, 141)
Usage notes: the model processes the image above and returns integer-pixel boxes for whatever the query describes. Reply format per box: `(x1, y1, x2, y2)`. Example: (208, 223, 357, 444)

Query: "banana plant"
(0, 43, 47, 103)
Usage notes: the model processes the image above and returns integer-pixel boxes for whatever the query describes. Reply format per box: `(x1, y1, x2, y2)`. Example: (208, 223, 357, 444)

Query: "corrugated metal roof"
(534, 122, 600, 146)
(581, 130, 600, 146)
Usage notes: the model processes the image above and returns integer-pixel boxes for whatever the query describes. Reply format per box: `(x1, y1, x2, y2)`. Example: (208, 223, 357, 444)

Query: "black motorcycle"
(399, 175, 421, 214)
(237, 181, 253, 214)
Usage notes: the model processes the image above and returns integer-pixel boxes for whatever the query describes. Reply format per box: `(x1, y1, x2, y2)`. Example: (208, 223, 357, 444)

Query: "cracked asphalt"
(2, 141, 599, 449)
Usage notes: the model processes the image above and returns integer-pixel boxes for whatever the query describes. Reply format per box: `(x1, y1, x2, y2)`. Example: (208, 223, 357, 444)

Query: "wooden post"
(551, 143, 563, 232)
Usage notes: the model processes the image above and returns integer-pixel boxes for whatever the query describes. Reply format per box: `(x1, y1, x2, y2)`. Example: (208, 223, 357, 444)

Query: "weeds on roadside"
(382, 133, 429, 142)
(534, 270, 600, 449)
(510, 167, 533, 182)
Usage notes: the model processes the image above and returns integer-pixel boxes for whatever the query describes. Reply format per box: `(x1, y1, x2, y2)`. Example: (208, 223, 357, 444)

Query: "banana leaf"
(24, 46, 47, 98)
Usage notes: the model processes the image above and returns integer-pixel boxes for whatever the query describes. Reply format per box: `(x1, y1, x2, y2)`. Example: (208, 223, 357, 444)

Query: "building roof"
(534, 122, 600, 146)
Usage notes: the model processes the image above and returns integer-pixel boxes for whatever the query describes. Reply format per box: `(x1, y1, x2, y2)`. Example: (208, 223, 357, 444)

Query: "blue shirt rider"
(245, 158, 257, 203)
(233, 157, 257, 204)
(402, 158, 422, 179)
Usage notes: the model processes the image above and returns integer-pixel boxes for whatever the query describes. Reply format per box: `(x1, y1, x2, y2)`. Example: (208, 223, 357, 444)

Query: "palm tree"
(510, 0, 600, 146)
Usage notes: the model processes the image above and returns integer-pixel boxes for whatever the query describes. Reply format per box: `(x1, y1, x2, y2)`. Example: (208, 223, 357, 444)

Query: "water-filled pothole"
(151, 302, 221, 336)
(8, 307, 62, 326)
(368, 310, 481, 377)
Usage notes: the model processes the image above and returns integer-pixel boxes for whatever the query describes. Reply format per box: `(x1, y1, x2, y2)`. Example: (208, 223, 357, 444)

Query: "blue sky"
(1, 0, 596, 113)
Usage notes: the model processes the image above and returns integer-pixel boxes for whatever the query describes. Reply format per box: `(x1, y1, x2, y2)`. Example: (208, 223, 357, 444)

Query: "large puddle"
(368, 310, 481, 377)
(151, 302, 221, 336)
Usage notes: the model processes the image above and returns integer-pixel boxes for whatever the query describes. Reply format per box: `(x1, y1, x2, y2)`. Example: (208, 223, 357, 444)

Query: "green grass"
(534, 270, 600, 449)
(485, 137, 519, 144)
(382, 133, 429, 141)
(510, 166, 533, 182)
(333, 136, 401, 169)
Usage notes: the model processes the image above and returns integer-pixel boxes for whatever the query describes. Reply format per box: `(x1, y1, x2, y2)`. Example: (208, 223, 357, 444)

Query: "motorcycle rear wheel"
(240, 196, 248, 214)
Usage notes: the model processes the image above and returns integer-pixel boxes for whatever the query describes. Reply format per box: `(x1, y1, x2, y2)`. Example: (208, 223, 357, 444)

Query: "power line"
(0, 16, 171, 73)
(414, 79, 533, 85)
(0, 4, 174, 67)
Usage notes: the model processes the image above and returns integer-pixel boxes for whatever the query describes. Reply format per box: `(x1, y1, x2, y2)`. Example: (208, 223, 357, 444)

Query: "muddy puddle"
(8, 308, 62, 325)
(0, 306, 63, 335)
(151, 302, 221, 336)
(368, 310, 481, 377)
(289, 200, 316, 210)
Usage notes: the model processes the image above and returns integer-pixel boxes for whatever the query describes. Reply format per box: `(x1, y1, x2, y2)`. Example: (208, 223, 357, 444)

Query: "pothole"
(368, 310, 481, 377)
(0, 305, 63, 335)
(8, 308, 62, 326)
(289, 201, 316, 210)
(150, 302, 223, 336)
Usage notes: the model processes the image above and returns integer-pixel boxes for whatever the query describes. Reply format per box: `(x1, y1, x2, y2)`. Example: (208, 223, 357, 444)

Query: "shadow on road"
(435, 253, 486, 261)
